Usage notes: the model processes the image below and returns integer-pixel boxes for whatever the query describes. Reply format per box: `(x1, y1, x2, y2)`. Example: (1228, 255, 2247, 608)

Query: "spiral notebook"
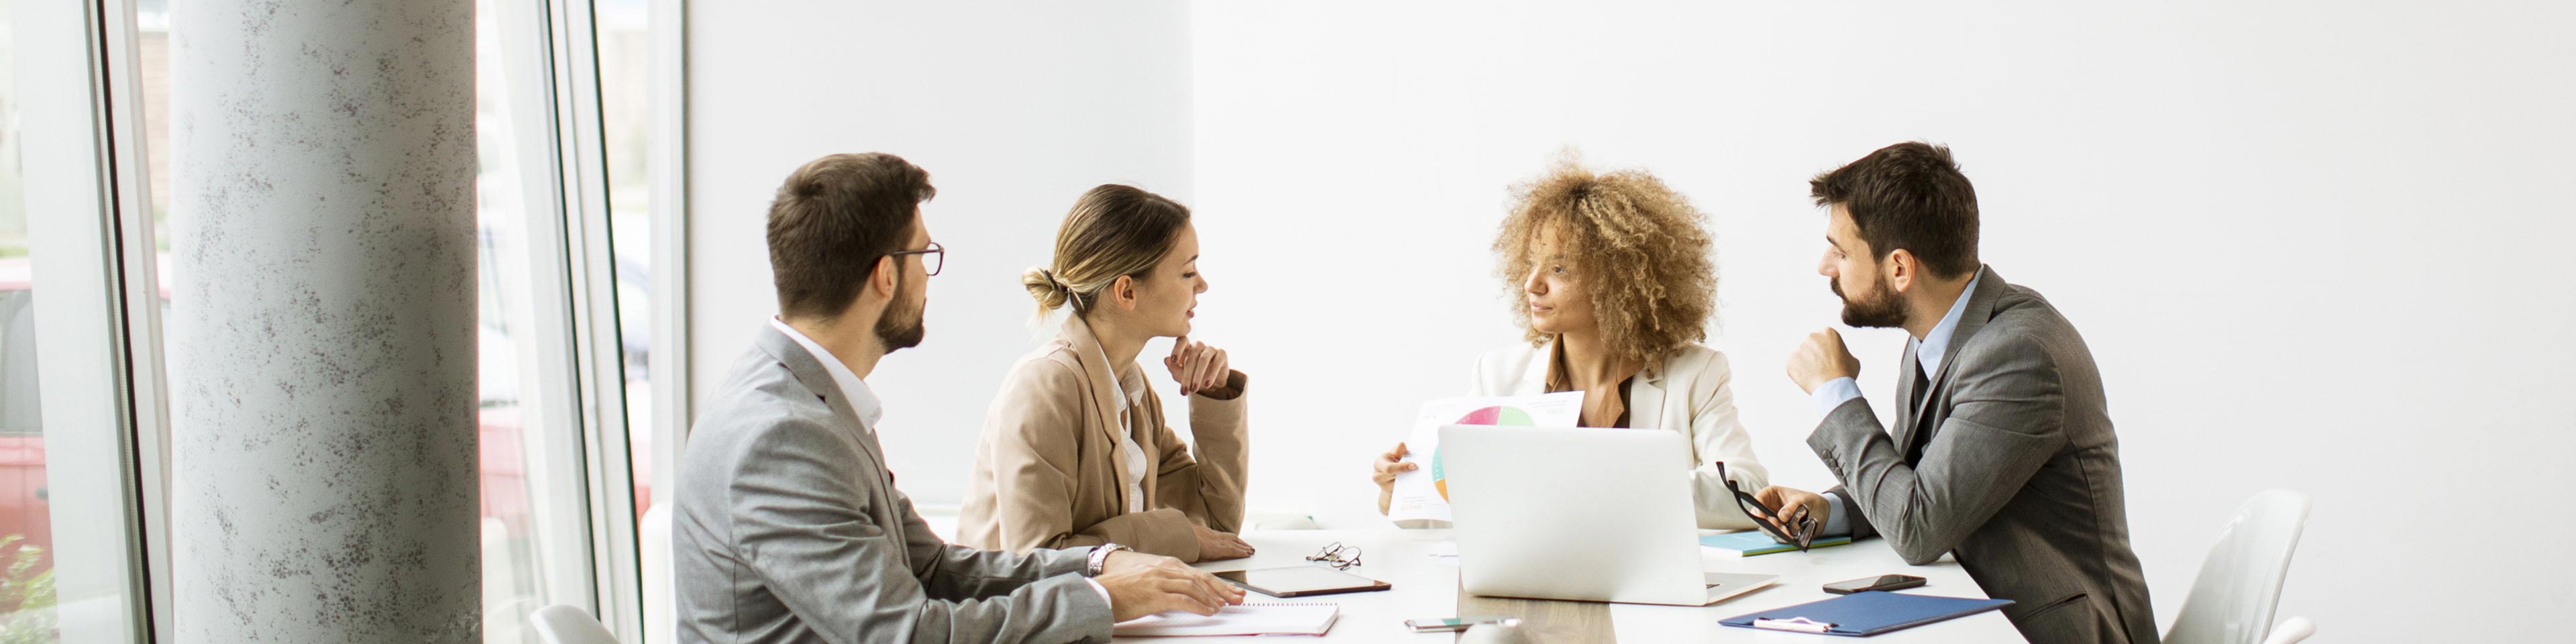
(1112, 602, 1340, 637)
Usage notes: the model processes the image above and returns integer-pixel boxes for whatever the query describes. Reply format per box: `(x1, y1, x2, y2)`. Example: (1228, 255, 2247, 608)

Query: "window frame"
(18, 0, 161, 642)
(511, 0, 651, 637)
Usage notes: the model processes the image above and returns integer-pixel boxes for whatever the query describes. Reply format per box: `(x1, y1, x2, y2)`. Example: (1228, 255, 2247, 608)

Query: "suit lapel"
(1901, 265, 2008, 452)
(755, 324, 907, 567)
(756, 325, 890, 470)
(1519, 337, 1556, 396)
(1627, 359, 1667, 431)
(1059, 315, 1136, 512)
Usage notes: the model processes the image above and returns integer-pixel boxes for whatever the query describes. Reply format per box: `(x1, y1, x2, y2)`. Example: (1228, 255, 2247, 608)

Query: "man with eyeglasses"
(672, 152, 1242, 644)
(1756, 142, 2158, 644)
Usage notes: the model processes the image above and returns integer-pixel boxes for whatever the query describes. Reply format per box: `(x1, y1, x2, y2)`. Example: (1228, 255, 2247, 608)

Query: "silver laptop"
(1440, 424, 1777, 606)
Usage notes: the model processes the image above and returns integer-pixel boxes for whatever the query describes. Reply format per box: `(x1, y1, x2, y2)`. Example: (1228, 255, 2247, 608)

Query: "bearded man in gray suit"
(674, 152, 1242, 644)
(1758, 142, 2158, 644)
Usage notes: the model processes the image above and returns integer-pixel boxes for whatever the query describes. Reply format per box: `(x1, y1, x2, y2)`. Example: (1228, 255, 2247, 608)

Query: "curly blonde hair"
(1495, 154, 1717, 366)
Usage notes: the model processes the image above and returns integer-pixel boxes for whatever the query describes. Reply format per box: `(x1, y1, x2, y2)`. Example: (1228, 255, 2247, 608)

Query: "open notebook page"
(1111, 602, 1340, 637)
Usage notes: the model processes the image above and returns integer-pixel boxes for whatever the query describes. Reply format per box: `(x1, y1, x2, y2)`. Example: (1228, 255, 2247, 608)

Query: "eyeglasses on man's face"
(887, 240, 943, 276)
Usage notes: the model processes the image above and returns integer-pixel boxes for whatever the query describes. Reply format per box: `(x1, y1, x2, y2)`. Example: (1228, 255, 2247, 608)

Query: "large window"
(0, 5, 64, 642)
(13, 0, 679, 639)
(598, 0, 657, 524)
(125, 0, 573, 639)
(115, 0, 675, 641)
(469, 0, 588, 639)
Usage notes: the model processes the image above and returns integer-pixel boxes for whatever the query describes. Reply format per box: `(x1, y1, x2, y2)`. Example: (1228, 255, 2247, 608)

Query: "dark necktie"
(1904, 360, 1933, 467)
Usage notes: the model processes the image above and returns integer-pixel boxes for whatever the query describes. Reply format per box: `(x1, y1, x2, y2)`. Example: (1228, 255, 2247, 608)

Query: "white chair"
(529, 604, 618, 644)
(480, 518, 523, 643)
(641, 502, 676, 644)
(2163, 489, 2316, 644)
(2260, 616, 2316, 644)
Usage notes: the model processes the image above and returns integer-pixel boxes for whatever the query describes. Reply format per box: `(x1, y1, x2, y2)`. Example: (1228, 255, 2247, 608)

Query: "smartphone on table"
(1403, 616, 1517, 633)
(1823, 574, 1927, 594)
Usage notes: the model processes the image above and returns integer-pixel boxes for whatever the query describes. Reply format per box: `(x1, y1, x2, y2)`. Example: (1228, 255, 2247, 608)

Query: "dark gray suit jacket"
(1812, 266, 2158, 644)
(674, 325, 1114, 644)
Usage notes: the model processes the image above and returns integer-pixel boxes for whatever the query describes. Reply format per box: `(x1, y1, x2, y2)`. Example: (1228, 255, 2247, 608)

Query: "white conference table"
(1127, 528, 2025, 643)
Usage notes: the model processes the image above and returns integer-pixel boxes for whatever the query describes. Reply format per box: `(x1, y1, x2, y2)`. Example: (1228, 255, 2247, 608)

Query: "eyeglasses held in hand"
(1305, 541, 1363, 570)
(1718, 461, 1821, 552)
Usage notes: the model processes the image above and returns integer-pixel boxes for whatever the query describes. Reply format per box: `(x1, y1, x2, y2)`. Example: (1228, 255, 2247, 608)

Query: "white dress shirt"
(1085, 332, 1154, 515)
(770, 317, 881, 427)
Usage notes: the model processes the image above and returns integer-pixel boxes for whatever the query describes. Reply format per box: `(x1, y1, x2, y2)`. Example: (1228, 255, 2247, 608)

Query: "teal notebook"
(1699, 530, 1853, 555)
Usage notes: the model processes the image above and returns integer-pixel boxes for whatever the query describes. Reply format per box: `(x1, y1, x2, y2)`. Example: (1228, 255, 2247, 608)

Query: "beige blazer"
(957, 315, 1249, 561)
(1472, 338, 1769, 529)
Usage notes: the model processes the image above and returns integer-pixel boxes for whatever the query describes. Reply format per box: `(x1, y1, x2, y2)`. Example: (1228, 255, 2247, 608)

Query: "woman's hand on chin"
(1163, 335, 1233, 397)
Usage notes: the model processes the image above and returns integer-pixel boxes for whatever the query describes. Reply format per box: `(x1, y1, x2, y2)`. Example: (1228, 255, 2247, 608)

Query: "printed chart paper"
(1387, 392, 1583, 523)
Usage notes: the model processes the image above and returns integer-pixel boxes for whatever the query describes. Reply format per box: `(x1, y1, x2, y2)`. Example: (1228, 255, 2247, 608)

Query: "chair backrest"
(2259, 616, 2316, 644)
(2163, 489, 2312, 644)
(641, 502, 676, 644)
(530, 604, 619, 644)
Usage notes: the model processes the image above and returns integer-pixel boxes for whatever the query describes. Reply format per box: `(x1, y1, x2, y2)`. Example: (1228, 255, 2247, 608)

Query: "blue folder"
(1719, 591, 2013, 637)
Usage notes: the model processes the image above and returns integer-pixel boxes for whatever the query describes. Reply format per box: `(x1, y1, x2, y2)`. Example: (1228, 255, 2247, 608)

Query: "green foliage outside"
(0, 535, 55, 644)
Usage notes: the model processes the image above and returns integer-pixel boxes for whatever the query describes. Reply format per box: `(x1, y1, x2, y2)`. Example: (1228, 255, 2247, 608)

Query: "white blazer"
(1470, 338, 1769, 530)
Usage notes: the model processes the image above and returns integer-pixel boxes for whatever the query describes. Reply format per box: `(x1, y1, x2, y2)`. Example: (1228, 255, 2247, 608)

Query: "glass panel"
(0, 4, 64, 642)
(595, 0, 654, 521)
(473, 0, 567, 641)
(129, 1, 573, 641)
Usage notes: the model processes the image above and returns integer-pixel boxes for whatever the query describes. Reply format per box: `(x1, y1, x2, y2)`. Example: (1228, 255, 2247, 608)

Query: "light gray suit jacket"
(1812, 266, 2158, 644)
(674, 325, 1115, 644)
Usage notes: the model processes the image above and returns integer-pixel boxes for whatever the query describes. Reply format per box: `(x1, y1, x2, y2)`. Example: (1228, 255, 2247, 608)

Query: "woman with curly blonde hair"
(1370, 155, 1771, 529)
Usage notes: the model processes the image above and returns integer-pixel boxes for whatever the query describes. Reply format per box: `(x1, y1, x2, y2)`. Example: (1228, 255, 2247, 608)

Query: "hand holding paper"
(1385, 392, 1584, 524)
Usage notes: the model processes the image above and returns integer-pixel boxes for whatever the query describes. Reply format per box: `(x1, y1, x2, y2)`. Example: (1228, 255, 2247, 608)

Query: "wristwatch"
(1087, 543, 1131, 577)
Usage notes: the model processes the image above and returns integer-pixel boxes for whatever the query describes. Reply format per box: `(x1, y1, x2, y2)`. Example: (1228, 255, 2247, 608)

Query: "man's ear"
(1886, 249, 1917, 294)
(872, 255, 900, 297)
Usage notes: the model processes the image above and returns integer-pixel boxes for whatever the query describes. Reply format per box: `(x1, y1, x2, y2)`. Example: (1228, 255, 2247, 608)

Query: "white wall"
(1187, 1, 2575, 642)
(686, 1, 1192, 502)
(688, 1, 2576, 641)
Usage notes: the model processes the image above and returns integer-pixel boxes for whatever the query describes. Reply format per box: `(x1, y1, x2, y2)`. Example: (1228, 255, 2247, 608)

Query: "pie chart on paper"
(1431, 405, 1541, 500)
(1455, 405, 1536, 426)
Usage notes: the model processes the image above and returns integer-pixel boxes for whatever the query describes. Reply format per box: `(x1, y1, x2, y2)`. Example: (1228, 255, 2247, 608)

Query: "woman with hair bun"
(957, 184, 1255, 563)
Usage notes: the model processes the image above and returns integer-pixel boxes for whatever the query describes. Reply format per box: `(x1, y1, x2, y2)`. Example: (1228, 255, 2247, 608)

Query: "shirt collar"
(769, 317, 883, 429)
(1063, 315, 1150, 407)
(1916, 272, 1983, 376)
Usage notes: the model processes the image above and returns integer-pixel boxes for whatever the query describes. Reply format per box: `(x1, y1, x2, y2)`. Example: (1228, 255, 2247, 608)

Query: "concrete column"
(170, 0, 479, 641)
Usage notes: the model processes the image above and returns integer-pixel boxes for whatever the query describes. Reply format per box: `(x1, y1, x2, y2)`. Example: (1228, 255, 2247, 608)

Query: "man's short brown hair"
(1810, 142, 1980, 278)
(767, 152, 936, 321)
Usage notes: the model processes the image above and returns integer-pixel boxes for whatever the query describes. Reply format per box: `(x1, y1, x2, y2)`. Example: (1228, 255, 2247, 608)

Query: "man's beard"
(1831, 274, 1908, 329)
(875, 279, 926, 352)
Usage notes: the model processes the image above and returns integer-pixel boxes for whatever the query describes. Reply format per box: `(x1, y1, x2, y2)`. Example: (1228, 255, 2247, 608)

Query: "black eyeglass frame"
(1717, 461, 1820, 552)
(886, 241, 945, 276)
